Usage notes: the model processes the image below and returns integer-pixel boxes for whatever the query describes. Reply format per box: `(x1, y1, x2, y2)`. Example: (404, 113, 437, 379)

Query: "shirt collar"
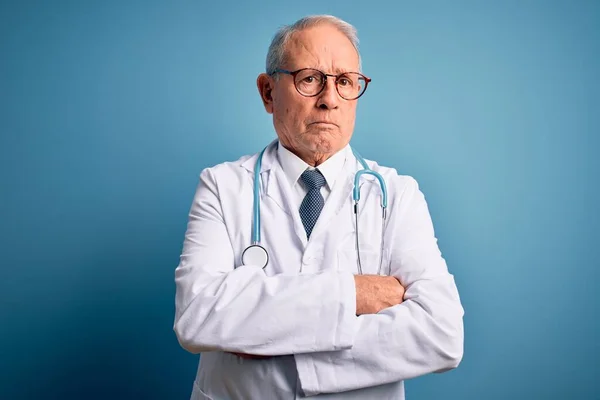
(277, 140, 348, 191)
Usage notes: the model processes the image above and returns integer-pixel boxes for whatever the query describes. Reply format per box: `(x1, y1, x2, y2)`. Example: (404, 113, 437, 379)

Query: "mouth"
(309, 121, 338, 127)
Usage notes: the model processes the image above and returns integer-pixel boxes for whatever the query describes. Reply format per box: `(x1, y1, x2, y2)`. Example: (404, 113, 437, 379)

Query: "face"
(257, 24, 361, 165)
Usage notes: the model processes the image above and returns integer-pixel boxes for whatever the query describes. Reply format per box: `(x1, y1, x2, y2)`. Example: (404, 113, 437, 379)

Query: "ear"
(256, 73, 274, 114)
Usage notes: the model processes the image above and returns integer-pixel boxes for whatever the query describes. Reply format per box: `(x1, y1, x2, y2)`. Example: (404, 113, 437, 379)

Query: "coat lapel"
(241, 140, 379, 248)
(266, 162, 308, 247)
(249, 141, 308, 247)
(308, 150, 362, 243)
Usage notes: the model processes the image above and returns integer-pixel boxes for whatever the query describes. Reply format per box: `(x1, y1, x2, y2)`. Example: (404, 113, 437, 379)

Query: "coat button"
(302, 253, 319, 265)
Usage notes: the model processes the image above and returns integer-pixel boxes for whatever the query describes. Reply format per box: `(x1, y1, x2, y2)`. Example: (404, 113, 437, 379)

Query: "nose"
(316, 77, 340, 110)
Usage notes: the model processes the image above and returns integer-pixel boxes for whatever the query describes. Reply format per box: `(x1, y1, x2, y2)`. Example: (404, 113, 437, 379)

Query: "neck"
(294, 149, 332, 167)
(279, 142, 334, 167)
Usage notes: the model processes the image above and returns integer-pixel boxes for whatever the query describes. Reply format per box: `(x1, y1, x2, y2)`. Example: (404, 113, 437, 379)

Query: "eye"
(337, 76, 353, 87)
(301, 73, 322, 84)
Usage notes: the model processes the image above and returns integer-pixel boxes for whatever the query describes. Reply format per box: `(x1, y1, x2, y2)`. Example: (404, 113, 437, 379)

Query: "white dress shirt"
(276, 141, 349, 209)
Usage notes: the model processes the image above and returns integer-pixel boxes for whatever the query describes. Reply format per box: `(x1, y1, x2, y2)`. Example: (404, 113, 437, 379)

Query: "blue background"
(1, 0, 598, 399)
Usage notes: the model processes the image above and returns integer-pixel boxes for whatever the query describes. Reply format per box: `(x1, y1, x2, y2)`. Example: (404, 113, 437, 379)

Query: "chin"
(299, 128, 346, 154)
(303, 138, 336, 155)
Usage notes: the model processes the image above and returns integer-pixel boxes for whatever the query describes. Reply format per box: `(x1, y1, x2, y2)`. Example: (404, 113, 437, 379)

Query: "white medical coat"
(174, 140, 464, 399)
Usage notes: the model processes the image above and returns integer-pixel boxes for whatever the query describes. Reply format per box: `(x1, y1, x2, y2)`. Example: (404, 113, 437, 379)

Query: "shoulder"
(187, 153, 257, 209)
(357, 158, 433, 221)
(198, 153, 256, 186)
(360, 157, 421, 199)
(199, 140, 279, 183)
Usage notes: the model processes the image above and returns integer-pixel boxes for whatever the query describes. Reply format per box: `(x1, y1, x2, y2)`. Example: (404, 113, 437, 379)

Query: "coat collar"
(240, 139, 380, 246)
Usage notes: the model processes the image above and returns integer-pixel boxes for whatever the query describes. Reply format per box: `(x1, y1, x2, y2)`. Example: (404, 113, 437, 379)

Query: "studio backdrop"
(1, 1, 598, 399)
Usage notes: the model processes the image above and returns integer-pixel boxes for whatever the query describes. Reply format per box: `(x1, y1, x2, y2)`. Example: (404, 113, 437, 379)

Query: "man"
(174, 15, 464, 399)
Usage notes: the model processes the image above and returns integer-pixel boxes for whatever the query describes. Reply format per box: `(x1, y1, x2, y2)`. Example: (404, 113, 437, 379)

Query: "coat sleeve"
(173, 167, 358, 356)
(295, 176, 464, 396)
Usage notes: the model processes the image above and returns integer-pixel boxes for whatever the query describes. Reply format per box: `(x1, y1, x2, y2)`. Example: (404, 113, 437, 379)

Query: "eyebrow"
(313, 66, 357, 75)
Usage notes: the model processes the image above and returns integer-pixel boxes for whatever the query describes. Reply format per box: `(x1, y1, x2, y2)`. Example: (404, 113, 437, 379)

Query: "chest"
(221, 168, 390, 276)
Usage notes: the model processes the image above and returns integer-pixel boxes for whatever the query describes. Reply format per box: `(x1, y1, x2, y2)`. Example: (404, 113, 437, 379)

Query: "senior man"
(174, 15, 464, 400)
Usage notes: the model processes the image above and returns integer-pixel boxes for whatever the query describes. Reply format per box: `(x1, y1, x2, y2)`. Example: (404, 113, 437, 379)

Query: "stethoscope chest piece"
(241, 244, 269, 269)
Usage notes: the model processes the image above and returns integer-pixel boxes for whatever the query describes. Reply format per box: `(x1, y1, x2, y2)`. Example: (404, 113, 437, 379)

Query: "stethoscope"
(241, 143, 389, 275)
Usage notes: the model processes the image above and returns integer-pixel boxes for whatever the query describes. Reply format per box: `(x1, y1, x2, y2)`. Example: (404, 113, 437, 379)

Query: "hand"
(229, 352, 271, 360)
(354, 275, 405, 315)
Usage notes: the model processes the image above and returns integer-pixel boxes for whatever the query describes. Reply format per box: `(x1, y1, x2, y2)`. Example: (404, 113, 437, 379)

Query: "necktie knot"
(300, 169, 326, 191)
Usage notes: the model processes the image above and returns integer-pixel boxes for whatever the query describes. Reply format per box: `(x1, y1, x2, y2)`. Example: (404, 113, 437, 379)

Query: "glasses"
(273, 68, 371, 100)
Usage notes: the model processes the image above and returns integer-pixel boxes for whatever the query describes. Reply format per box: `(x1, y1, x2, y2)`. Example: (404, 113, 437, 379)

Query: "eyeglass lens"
(294, 69, 366, 99)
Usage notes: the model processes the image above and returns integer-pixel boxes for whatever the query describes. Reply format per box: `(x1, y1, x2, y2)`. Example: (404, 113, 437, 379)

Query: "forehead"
(284, 24, 360, 73)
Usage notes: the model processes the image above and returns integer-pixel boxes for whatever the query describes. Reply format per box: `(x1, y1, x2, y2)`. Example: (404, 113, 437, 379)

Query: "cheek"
(342, 104, 357, 126)
(274, 90, 297, 118)
(276, 102, 306, 128)
(276, 106, 294, 124)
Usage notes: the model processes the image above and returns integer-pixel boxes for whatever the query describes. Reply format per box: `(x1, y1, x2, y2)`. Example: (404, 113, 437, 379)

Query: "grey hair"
(265, 15, 362, 76)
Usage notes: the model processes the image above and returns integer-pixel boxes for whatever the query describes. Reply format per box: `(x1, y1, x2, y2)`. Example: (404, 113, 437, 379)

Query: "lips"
(309, 121, 337, 126)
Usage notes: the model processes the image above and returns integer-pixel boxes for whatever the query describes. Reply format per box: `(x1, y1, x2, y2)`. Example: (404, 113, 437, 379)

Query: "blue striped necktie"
(299, 169, 326, 239)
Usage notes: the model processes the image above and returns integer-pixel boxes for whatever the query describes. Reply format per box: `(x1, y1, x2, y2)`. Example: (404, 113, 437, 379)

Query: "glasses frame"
(272, 68, 371, 100)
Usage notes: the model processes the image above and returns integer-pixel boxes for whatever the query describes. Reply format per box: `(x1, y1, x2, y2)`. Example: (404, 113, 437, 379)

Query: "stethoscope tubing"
(246, 143, 388, 274)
